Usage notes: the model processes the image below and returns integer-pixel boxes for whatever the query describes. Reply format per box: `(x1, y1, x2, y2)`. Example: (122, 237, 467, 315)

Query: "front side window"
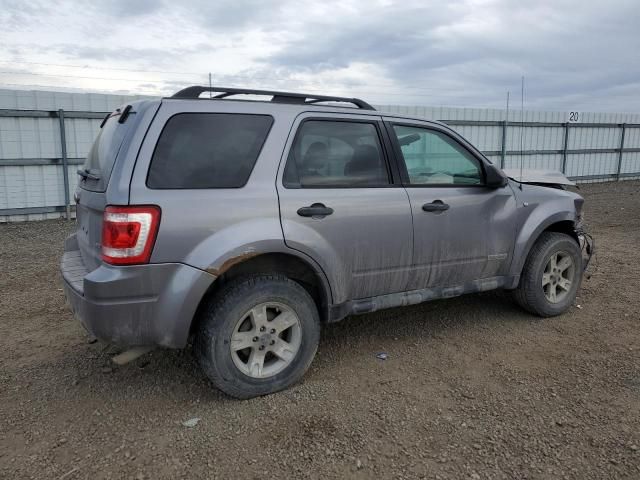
(392, 125, 483, 185)
(147, 113, 273, 189)
(284, 120, 390, 187)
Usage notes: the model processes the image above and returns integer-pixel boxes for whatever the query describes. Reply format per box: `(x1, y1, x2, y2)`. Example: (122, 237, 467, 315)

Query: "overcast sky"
(0, 0, 638, 112)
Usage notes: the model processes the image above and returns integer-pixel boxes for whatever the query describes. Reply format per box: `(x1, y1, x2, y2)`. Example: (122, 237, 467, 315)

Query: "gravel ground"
(1, 181, 639, 480)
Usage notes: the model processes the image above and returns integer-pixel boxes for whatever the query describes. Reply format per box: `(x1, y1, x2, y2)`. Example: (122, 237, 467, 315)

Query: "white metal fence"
(383, 105, 640, 181)
(1, 88, 639, 221)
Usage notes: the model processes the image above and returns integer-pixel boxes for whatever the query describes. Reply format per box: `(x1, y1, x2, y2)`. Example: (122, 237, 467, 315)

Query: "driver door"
(385, 119, 517, 290)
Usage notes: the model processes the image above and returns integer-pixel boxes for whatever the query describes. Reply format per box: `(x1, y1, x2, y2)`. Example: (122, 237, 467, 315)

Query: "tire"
(194, 274, 320, 399)
(513, 232, 583, 317)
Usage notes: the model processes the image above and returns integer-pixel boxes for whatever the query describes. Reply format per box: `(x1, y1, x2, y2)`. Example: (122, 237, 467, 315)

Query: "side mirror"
(485, 165, 508, 188)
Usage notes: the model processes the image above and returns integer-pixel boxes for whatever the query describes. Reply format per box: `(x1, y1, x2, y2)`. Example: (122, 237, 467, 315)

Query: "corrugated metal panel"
(450, 125, 502, 152)
(621, 152, 640, 174)
(569, 127, 620, 150)
(0, 164, 74, 209)
(0, 212, 63, 222)
(624, 127, 640, 148)
(503, 154, 563, 172)
(567, 153, 618, 178)
(0, 88, 149, 111)
(0, 88, 145, 221)
(505, 125, 565, 151)
(0, 117, 61, 159)
(1, 90, 640, 221)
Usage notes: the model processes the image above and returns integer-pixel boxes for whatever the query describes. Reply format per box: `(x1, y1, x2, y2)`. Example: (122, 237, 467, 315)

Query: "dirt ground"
(1, 181, 639, 480)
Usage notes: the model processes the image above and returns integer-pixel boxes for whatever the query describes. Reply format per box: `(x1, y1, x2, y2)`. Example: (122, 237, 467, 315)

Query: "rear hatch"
(75, 106, 137, 272)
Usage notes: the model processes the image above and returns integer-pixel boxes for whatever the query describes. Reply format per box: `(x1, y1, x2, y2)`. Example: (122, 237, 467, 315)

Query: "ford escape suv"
(61, 86, 593, 399)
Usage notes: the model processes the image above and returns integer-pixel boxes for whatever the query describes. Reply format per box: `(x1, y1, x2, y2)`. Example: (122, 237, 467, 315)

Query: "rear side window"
(283, 120, 389, 188)
(147, 113, 273, 189)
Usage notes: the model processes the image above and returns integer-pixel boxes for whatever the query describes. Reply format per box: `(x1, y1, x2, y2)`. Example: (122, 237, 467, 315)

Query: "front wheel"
(513, 232, 583, 317)
(195, 274, 320, 399)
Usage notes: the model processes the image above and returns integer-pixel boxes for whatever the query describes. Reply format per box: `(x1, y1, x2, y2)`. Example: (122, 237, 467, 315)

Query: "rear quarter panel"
(129, 100, 301, 274)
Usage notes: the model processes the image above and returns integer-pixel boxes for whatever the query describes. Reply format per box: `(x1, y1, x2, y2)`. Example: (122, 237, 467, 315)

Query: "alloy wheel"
(542, 251, 575, 303)
(229, 302, 302, 379)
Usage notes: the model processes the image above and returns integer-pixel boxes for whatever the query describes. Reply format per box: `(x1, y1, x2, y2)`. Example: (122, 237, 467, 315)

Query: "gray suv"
(61, 86, 593, 398)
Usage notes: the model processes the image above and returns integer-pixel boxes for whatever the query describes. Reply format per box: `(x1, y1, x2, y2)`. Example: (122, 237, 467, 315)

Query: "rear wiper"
(77, 168, 101, 181)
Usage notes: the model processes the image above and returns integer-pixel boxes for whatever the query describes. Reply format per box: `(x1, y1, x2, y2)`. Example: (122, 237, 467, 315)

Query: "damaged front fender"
(576, 227, 595, 272)
(503, 168, 576, 187)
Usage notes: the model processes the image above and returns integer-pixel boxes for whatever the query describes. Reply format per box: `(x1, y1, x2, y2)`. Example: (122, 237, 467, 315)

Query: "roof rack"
(170, 86, 375, 110)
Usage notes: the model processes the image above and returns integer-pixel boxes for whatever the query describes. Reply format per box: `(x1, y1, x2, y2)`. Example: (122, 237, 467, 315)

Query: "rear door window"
(283, 120, 390, 187)
(147, 113, 273, 189)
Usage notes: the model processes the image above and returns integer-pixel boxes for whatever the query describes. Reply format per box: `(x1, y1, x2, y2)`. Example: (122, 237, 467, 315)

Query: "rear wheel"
(195, 274, 320, 399)
(513, 232, 583, 317)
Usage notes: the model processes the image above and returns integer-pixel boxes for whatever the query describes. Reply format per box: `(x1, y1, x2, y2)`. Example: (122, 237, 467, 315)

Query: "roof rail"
(170, 86, 375, 110)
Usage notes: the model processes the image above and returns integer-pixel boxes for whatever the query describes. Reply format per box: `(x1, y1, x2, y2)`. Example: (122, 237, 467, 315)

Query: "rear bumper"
(61, 233, 215, 348)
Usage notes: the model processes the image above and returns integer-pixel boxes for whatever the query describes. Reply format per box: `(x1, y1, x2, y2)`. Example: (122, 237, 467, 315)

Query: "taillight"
(101, 205, 161, 265)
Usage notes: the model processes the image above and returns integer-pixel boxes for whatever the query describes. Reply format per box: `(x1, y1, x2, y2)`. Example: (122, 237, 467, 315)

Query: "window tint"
(147, 113, 273, 189)
(81, 115, 129, 192)
(392, 125, 483, 185)
(284, 120, 389, 187)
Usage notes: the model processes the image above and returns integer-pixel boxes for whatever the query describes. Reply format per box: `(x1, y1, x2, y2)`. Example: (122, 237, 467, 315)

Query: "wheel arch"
(190, 251, 333, 337)
(541, 220, 579, 244)
(509, 211, 580, 286)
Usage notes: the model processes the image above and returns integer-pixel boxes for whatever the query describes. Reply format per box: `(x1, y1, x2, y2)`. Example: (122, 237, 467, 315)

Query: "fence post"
(58, 109, 71, 220)
(561, 122, 569, 174)
(500, 120, 507, 168)
(616, 123, 626, 181)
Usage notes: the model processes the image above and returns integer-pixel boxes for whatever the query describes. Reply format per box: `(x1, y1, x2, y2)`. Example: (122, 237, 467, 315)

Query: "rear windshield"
(81, 114, 129, 192)
(147, 113, 273, 189)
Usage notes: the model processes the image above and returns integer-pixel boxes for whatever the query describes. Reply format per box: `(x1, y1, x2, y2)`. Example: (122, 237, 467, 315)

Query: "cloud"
(98, 0, 164, 17)
(0, 0, 639, 111)
(257, 0, 640, 110)
(173, 0, 287, 31)
(52, 44, 211, 68)
(0, 0, 53, 32)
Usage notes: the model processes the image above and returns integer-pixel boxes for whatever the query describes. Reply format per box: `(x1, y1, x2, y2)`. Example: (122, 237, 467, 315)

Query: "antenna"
(519, 76, 525, 186)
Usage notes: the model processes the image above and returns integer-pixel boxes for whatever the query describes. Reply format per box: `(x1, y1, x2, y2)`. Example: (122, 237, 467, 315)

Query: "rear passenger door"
(277, 113, 413, 304)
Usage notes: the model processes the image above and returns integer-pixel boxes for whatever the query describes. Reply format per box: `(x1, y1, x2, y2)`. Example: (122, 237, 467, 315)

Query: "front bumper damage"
(576, 227, 595, 272)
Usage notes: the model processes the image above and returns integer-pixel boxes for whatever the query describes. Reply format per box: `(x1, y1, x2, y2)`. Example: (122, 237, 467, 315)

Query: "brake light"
(101, 205, 161, 265)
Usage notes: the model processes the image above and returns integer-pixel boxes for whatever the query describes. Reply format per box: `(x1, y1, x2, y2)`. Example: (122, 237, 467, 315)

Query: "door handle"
(422, 200, 449, 212)
(297, 203, 334, 218)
